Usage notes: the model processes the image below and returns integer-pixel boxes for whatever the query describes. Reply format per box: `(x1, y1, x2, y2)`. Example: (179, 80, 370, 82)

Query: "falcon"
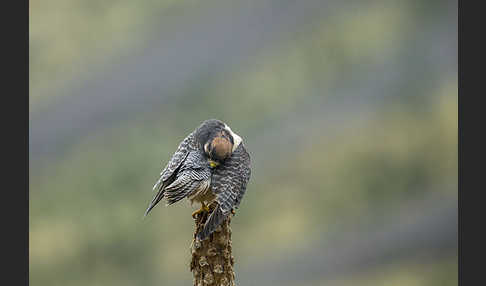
(144, 119, 251, 240)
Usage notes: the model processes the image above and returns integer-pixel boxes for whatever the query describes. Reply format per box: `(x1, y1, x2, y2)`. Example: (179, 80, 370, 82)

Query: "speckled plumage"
(165, 151, 213, 206)
(144, 119, 251, 240)
(198, 143, 251, 240)
(145, 131, 200, 216)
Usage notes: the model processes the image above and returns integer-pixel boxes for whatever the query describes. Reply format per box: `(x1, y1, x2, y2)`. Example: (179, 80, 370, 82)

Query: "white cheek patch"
(204, 142, 210, 154)
(224, 124, 242, 151)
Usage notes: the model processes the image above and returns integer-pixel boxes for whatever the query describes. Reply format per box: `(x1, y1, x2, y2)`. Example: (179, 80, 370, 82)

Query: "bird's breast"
(188, 179, 216, 205)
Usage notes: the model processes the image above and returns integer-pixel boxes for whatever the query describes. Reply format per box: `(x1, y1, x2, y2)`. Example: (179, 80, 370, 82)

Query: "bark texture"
(190, 204, 235, 286)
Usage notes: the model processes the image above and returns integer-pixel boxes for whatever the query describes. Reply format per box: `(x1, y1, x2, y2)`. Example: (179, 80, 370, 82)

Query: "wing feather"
(198, 144, 251, 239)
(165, 167, 212, 205)
(153, 132, 197, 191)
(145, 132, 198, 216)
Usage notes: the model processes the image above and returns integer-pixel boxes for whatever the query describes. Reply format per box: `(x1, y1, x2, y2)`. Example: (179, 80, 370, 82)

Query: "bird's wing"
(164, 151, 212, 205)
(145, 131, 198, 216)
(158, 131, 198, 186)
(199, 144, 251, 239)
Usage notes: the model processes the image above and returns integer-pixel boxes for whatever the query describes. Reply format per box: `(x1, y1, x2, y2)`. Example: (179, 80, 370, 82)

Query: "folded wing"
(198, 144, 251, 239)
(145, 132, 198, 216)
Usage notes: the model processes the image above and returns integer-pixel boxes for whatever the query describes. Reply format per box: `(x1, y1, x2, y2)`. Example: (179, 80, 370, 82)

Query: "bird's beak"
(209, 160, 220, 168)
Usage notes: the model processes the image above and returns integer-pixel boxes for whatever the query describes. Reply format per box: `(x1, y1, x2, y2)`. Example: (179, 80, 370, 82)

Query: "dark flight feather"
(198, 143, 251, 240)
(145, 132, 197, 216)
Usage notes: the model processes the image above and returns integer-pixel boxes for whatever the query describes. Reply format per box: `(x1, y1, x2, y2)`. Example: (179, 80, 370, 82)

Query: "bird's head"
(195, 119, 242, 167)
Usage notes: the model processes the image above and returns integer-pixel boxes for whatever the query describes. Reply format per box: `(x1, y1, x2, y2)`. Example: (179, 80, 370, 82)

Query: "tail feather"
(144, 188, 165, 216)
(197, 206, 228, 240)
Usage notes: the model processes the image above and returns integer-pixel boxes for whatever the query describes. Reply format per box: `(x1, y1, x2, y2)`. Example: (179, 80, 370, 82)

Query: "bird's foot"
(192, 204, 210, 218)
(231, 208, 236, 215)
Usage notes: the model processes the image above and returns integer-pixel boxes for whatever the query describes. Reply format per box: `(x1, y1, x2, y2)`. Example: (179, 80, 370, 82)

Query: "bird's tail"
(144, 188, 165, 217)
(197, 205, 228, 240)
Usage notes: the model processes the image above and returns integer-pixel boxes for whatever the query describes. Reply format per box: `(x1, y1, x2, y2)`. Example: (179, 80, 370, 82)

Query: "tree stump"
(190, 204, 235, 286)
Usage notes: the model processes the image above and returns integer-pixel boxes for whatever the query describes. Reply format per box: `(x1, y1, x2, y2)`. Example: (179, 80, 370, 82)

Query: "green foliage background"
(30, 0, 457, 285)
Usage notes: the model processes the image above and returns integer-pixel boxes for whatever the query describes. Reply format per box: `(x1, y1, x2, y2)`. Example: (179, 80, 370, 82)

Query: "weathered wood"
(190, 204, 235, 286)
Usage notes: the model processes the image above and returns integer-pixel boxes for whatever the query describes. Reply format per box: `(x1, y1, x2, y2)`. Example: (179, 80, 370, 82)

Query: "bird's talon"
(191, 204, 209, 218)
(191, 210, 201, 219)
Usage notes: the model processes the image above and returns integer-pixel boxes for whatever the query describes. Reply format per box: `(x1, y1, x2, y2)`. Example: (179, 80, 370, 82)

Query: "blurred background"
(29, 0, 457, 285)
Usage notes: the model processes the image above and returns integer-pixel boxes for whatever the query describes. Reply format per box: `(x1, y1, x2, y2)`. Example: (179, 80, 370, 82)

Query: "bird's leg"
(192, 202, 210, 218)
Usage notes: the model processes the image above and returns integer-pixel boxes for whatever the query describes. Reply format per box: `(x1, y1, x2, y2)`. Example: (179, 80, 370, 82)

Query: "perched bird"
(145, 119, 251, 240)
